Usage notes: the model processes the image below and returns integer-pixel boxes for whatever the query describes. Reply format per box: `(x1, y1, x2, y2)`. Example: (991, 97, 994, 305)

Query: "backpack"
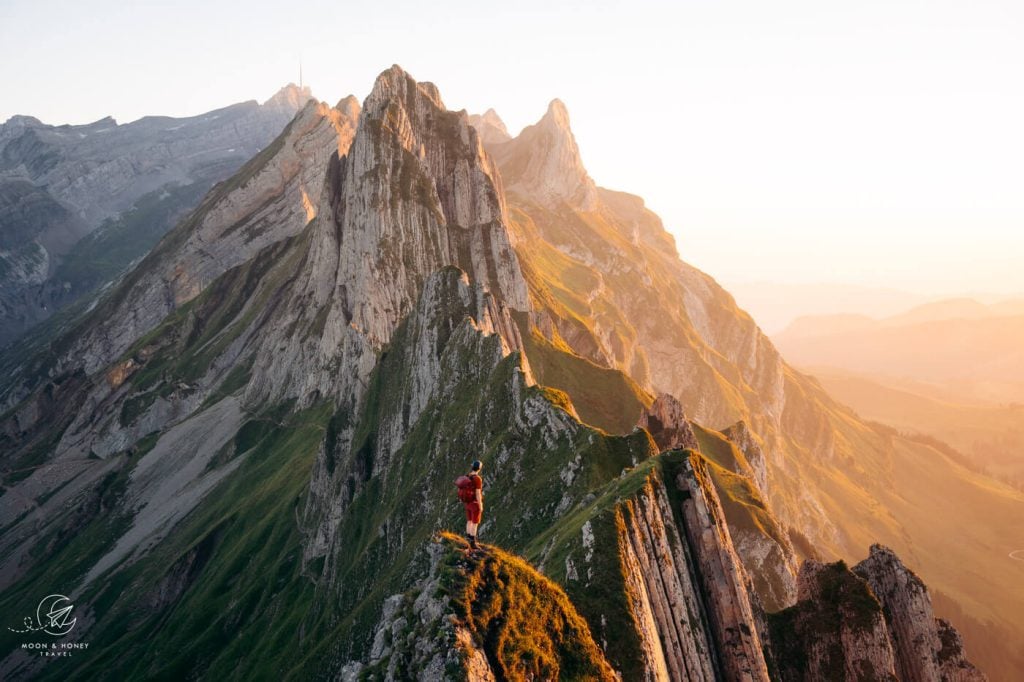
(455, 475, 477, 503)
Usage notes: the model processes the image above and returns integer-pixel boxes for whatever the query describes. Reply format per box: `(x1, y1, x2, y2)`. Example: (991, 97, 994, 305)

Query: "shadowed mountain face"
(0, 66, 1004, 680)
(0, 84, 313, 347)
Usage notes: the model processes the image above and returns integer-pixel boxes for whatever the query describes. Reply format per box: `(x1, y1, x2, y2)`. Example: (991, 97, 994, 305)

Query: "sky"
(2, 0, 1023, 297)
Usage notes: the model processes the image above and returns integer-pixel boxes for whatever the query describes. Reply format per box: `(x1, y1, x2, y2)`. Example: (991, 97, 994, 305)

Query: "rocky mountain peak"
(541, 97, 572, 129)
(467, 108, 511, 145)
(364, 64, 446, 115)
(323, 63, 529, 323)
(637, 393, 699, 451)
(488, 96, 598, 210)
(262, 82, 314, 111)
(334, 94, 361, 121)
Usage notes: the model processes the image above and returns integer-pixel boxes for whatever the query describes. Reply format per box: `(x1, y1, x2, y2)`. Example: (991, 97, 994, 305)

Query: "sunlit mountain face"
(0, 66, 1014, 681)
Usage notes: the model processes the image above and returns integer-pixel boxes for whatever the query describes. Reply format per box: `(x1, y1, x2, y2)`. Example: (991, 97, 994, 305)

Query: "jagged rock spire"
(637, 393, 699, 452)
(491, 98, 598, 210)
(854, 545, 986, 682)
(468, 108, 511, 145)
(313, 64, 530, 345)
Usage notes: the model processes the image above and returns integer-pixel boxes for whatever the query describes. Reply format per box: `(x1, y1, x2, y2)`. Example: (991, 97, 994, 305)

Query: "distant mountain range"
(728, 282, 1023, 335)
(775, 298, 1024, 495)
(1, 67, 1016, 680)
(0, 84, 313, 347)
(775, 298, 1024, 405)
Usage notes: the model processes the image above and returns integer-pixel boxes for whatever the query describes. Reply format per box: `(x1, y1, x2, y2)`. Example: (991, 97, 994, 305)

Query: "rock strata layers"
(854, 545, 986, 682)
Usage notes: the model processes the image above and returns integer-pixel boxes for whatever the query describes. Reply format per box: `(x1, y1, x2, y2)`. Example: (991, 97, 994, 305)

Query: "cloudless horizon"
(3, 0, 1022, 297)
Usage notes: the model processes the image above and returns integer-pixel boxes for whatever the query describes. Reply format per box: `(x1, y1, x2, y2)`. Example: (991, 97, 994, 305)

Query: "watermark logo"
(8, 594, 77, 637)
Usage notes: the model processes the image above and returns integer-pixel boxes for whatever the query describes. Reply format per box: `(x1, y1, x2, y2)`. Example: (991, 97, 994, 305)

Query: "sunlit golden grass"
(437, 532, 616, 682)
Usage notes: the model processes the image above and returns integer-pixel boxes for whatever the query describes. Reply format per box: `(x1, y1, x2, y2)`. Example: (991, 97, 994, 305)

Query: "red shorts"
(464, 502, 482, 524)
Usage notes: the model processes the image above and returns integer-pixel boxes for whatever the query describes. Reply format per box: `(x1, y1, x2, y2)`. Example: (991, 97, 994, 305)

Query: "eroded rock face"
(1, 95, 359, 417)
(769, 560, 899, 682)
(722, 420, 768, 495)
(676, 454, 772, 681)
(324, 65, 529, 343)
(637, 393, 699, 452)
(766, 548, 985, 682)
(487, 99, 598, 210)
(854, 545, 986, 682)
(617, 475, 720, 681)
(236, 66, 533, 410)
(343, 540, 496, 682)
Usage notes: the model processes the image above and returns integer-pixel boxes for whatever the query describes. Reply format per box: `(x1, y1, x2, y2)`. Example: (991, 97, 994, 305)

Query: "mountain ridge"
(0, 65, 1006, 680)
(0, 83, 316, 348)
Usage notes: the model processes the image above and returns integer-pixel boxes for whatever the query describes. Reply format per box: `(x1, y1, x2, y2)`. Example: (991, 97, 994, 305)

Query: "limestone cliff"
(768, 559, 900, 681)
(854, 545, 986, 682)
(639, 394, 799, 613)
(466, 108, 511, 146)
(767, 549, 987, 682)
(489, 99, 598, 210)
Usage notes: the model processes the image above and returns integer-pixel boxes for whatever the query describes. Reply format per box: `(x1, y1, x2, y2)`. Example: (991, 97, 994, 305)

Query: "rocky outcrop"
(341, 538, 496, 681)
(346, 535, 614, 681)
(616, 474, 720, 681)
(637, 392, 699, 452)
(854, 545, 986, 682)
(768, 560, 899, 682)
(766, 548, 986, 682)
(676, 453, 771, 681)
(721, 421, 768, 495)
(576, 450, 773, 681)
(326, 65, 530, 335)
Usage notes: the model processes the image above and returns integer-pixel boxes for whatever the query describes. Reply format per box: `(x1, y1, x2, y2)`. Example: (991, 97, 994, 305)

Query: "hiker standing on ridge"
(456, 460, 484, 550)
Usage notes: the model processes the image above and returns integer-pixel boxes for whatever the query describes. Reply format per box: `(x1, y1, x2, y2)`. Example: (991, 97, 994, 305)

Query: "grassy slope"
(0, 401, 329, 681)
(691, 423, 790, 550)
(438, 532, 616, 681)
(280, 333, 656, 673)
(517, 314, 652, 435)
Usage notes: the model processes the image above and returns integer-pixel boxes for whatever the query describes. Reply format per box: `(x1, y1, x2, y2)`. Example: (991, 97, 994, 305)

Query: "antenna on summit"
(299, 57, 303, 90)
